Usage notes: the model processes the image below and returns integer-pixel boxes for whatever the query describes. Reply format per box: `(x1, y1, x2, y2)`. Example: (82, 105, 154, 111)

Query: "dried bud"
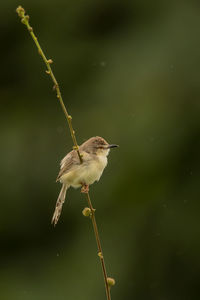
(48, 59, 53, 64)
(107, 277, 115, 287)
(82, 207, 91, 217)
(98, 252, 103, 259)
(16, 6, 25, 18)
(45, 70, 50, 74)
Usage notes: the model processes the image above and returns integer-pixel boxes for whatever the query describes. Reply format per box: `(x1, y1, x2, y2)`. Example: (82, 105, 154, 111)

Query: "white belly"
(60, 155, 108, 188)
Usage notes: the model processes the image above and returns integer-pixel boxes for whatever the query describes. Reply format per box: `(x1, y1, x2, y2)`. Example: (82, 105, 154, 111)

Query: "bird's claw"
(81, 184, 89, 193)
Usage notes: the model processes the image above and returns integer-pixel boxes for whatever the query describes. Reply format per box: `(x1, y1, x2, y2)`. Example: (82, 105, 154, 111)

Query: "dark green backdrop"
(1, 1, 200, 299)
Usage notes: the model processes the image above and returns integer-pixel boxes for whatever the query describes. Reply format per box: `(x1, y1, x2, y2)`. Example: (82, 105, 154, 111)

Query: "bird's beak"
(107, 144, 119, 149)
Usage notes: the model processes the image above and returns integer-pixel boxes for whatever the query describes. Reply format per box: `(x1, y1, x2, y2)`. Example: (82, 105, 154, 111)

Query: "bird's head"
(80, 136, 118, 156)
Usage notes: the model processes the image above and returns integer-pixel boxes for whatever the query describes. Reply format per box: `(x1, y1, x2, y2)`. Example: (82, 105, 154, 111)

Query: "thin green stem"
(16, 6, 113, 300)
(85, 192, 111, 300)
(16, 6, 82, 164)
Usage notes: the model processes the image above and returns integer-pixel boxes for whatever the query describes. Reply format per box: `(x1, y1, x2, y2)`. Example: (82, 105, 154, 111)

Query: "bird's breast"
(79, 155, 108, 185)
(60, 154, 108, 187)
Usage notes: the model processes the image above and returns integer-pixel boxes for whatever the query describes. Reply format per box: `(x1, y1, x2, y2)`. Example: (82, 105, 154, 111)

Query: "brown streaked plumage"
(52, 136, 118, 225)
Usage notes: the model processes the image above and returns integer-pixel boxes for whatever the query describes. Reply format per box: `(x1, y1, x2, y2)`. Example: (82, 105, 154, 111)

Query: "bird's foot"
(81, 184, 89, 194)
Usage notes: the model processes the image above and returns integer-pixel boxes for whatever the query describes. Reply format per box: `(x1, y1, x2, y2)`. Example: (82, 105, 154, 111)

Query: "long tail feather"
(52, 184, 68, 226)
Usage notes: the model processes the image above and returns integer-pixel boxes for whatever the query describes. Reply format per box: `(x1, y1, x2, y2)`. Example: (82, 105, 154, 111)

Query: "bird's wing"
(56, 150, 80, 181)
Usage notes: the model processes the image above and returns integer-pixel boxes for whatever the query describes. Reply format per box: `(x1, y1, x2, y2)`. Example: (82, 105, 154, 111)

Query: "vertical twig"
(16, 6, 82, 163)
(16, 6, 114, 300)
(85, 192, 111, 300)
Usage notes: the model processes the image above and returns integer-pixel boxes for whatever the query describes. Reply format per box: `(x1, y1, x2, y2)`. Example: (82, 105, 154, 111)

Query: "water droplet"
(57, 126, 63, 134)
(170, 64, 175, 72)
(100, 61, 106, 67)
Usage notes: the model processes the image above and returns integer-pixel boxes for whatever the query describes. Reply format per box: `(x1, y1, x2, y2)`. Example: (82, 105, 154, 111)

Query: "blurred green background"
(1, 0, 200, 299)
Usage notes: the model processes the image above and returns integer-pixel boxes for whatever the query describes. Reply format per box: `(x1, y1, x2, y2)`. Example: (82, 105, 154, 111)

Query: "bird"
(51, 136, 118, 226)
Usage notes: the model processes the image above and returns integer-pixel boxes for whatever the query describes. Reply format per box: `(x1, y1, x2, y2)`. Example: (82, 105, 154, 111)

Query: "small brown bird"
(52, 136, 118, 225)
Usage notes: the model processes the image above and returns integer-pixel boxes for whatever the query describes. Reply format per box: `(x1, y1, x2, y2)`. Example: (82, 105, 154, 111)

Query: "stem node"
(98, 252, 103, 259)
(107, 277, 115, 287)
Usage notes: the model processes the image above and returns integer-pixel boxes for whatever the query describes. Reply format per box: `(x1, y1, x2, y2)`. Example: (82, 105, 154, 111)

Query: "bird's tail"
(51, 184, 68, 226)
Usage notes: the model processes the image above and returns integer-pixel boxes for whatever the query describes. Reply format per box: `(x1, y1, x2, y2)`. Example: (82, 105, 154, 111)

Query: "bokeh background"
(1, 0, 200, 299)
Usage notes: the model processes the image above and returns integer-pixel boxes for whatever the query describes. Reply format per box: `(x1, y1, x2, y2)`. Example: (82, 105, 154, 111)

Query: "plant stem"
(85, 192, 111, 300)
(16, 6, 82, 163)
(16, 6, 113, 300)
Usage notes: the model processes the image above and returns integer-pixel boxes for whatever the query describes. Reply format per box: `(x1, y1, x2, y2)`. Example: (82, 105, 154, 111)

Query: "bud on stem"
(82, 207, 92, 217)
(107, 277, 115, 287)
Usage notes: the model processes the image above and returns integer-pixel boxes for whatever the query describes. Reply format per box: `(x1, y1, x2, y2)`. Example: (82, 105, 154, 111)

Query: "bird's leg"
(81, 183, 89, 193)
